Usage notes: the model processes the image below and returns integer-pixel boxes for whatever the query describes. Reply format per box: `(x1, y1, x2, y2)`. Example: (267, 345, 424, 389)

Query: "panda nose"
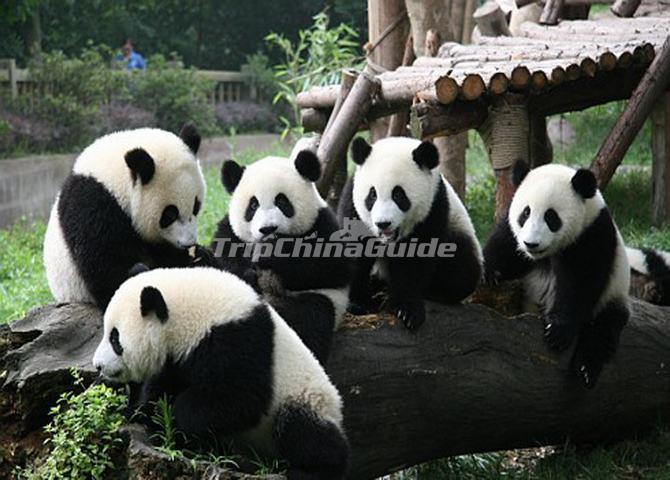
(259, 225, 278, 235)
(376, 221, 391, 230)
(524, 241, 539, 249)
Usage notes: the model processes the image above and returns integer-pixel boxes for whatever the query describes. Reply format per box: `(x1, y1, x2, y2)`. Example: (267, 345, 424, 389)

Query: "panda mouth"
(378, 228, 399, 241)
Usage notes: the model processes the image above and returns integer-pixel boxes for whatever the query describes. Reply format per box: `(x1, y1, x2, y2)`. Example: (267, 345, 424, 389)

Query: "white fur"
(626, 247, 649, 274)
(93, 267, 342, 446)
(228, 156, 327, 243)
(511, 164, 629, 315)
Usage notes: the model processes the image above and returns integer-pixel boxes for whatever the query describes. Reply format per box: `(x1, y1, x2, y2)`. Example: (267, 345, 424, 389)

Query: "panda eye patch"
(110, 327, 123, 356)
(518, 206, 530, 227)
(545, 208, 562, 232)
(275, 193, 295, 218)
(193, 197, 201, 216)
(392, 186, 411, 212)
(160, 205, 179, 228)
(365, 187, 377, 211)
(245, 196, 259, 222)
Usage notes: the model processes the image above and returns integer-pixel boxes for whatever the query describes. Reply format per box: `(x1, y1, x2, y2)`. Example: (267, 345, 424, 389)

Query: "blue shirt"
(116, 51, 146, 70)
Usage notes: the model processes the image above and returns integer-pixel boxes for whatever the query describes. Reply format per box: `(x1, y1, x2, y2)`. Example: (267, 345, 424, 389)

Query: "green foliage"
(16, 370, 127, 480)
(150, 395, 184, 460)
(265, 11, 364, 136)
(129, 54, 217, 134)
(243, 52, 280, 100)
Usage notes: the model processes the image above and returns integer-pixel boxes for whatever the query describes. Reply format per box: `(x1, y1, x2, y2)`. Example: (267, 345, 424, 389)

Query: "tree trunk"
(473, 1, 511, 37)
(539, 0, 565, 25)
(2, 296, 670, 479)
(651, 92, 670, 226)
(611, 0, 642, 17)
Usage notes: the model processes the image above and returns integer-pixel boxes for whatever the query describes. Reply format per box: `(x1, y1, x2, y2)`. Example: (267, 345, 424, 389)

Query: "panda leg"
(274, 403, 349, 480)
(427, 233, 482, 303)
(571, 300, 628, 389)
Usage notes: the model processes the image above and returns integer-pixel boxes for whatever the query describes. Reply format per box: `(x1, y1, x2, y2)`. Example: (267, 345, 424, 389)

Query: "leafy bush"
(16, 370, 127, 480)
(129, 54, 217, 135)
(215, 101, 278, 133)
(265, 11, 364, 136)
(96, 101, 158, 135)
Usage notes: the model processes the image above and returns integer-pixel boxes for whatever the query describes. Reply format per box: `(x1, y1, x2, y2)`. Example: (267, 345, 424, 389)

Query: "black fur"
(512, 160, 530, 187)
(571, 168, 597, 199)
(221, 160, 245, 193)
(136, 304, 275, 440)
(211, 208, 352, 364)
(640, 249, 670, 305)
(412, 141, 439, 170)
(274, 403, 349, 480)
(295, 150, 321, 182)
(140, 286, 169, 322)
(483, 207, 629, 388)
(125, 148, 155, 185)
(338, 177, 482, 331)
(57, 174, 196, 309)
(351, 137, 372, 165)
(179, 123, 201, 155)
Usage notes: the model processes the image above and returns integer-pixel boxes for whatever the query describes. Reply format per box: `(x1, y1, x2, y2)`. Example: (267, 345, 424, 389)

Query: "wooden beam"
(410, 100, 488, 139)
(591, 36, 670, 190)
(652, 92, 670, 226)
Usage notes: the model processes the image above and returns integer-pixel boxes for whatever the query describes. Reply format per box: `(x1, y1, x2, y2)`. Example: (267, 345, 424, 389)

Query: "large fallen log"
(1, 296, 669, 479)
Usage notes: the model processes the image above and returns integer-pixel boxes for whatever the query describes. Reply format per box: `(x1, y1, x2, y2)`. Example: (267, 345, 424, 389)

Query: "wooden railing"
(0, 59, 260, 104)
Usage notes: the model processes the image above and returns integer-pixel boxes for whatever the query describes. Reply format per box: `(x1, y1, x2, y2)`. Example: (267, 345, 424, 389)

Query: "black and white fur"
(338, 137, 483, 331)
(44, 125, 207, 310)
(93, 267, 349, 479)
(212, 150, 351, 363)
(483, 161, 630, 388)
(626, 246, 670, 305)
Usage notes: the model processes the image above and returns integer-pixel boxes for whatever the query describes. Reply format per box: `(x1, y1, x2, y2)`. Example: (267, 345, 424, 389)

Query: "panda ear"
(140, 286, 169, 323)
(221, 160, 245, 193)
(351, 137, 372, 165)
(512, 160, 530, 187)
(571, 168, 597, 199)
(294, 150, 321, 182)
(125, 148, 155, 185)
(412, 141, 439, 170)
(179, 123, 201, 155)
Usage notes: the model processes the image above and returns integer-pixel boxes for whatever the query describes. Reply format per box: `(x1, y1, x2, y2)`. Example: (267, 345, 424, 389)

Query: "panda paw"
(483, 266, 502, 287)
(571, 348, 604, 390)
(396, 300, 426, 332)
(543, 314, 577, 351)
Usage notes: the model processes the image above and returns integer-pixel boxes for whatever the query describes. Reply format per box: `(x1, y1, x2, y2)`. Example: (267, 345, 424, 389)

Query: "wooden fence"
(0, 58, 260, 104)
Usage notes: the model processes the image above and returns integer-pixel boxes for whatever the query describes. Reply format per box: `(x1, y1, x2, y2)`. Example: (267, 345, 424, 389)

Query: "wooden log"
(435, 75, 460, 104)
(591, 37, 670, 190)
(511, 65, 531, 90)
(580, 57, 598, 77)
(531, 70, 549, 91)
(611, 0, 642, 17)
(599, 51, 618, 71)
(301, 108, 331, 133)
(316, 72, 380, 197)
(490, 71, 510, 95)
(539, 0, 565, 25)
(410, 100, 489, 139)
(473, 1, 511, 37)
(462, 0, 477, 44)
(324, 69, 358, 136)
(387, 33, 416, 137)
(406, 0, 458, 57)
(462, 74, 486, 100)
(297, 86, 339, 110)
(651, 92, 670, 226)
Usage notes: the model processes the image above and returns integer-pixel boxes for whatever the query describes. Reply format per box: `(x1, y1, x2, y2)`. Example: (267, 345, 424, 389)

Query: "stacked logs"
(297, 16, 669, 133)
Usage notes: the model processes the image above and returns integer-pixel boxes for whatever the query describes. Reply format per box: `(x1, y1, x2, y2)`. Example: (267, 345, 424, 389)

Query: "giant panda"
(44, 124, 208, 310)
(211, 149, 351, 364)
(626, 246, 670, 305)
(483, 161, 630, 388)
(337, 136, 483, 331)
(92, 267, 349, 480)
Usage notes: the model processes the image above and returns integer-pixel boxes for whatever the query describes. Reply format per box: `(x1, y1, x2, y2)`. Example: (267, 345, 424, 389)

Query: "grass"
(0, 106, 669, 478)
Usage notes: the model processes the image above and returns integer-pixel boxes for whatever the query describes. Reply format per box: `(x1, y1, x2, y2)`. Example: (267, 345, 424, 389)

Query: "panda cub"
(338, 137, 482, 331)
(626, 246, 670, 305)
(44, 125, 207, 310)
(483, 161, 630, 388)
(93, 267, 349, 479)
(212, 150, 351, 363)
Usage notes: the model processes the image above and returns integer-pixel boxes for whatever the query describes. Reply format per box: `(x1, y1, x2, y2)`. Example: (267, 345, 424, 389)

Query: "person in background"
(116, 39, 146, 70)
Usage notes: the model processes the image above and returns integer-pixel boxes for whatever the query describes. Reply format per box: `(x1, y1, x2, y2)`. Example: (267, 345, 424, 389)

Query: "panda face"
(223, 151, 325, 243)
(93, 283, 169, 383)
(351, 137, 439, 242)
(509, 164, 602, 260)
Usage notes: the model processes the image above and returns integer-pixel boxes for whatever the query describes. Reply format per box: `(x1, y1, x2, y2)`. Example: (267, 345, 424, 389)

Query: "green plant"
(130, 54, 217, 134)
(150, 395, 184, 460)
(16, 369, 127, 480)
(248, 446, 287, 476)
(265, 11, 364, 137)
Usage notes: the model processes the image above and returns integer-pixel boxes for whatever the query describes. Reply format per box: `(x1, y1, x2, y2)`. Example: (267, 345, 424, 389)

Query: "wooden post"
(462, 0, 477, 44)
(473, 1, 511, 37)
(539, 0, 565, 25)
(387, 34, 416, 137)
(316, 72, 380, 199)
(4, 59, 18, 100)
(591, 36, 670, 190)
(611, 0, 642, 17)
(652, 92, 670, 226)
(529, 111, 553, 168)
(367, 0, 409, 142)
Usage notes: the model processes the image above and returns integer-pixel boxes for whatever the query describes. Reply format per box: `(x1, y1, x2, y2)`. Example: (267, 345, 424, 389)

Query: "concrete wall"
(0, 134, 285, 229)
